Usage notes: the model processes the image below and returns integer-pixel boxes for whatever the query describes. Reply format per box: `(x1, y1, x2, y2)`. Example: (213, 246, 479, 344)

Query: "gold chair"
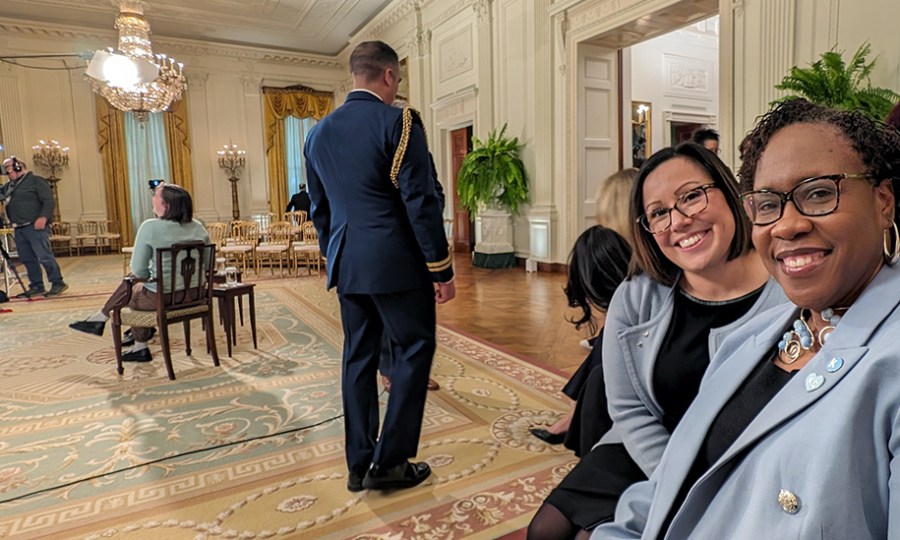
(284, 211, 308, 239)
(292, 221, 322, 276)
(254, 221, 292, 276)
(49, 222, 74, 256)
(97, 220, 122, 254)
(74, 220, 99, 255)
(110, 242, 219, 380)
(206, 222, 229, 249)
(219, 220, 259, 275)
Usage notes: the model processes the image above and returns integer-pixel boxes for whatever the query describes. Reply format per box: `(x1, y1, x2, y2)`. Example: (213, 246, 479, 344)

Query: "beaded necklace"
(778, 308, 844, 364)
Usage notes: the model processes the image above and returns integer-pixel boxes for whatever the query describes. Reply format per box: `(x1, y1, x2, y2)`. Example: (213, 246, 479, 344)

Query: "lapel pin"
(805, 372, 824, 392)
(826, 357, 844, 373)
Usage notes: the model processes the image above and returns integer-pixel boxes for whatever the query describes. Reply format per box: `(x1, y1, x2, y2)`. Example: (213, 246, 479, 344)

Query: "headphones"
(2, 156, 23, 175)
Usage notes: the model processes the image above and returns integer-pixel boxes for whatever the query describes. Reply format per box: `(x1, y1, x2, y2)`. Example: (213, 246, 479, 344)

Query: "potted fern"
(456, 124, 529, 268)
(774, 42, 900, 120)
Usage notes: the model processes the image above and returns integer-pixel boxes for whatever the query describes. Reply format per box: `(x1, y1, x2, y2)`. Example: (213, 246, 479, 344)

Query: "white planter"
(473, 208, 516, 268)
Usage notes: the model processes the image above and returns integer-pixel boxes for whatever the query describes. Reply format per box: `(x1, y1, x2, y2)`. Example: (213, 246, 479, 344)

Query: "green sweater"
(131, 219, 210, 293)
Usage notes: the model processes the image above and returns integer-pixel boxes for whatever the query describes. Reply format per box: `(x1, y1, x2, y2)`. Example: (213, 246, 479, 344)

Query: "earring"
(883, 222, 900, 266)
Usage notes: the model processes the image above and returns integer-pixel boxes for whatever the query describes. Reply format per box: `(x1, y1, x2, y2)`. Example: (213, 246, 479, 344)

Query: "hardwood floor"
(437, 256, 593, 376)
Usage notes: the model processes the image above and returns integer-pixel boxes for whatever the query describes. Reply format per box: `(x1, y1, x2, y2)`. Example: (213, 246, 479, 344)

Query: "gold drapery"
(96, 95, 133, 245)
(164, 97, 194, 194)
(96, 94, 193, 246)
(263, 86, 333, 215)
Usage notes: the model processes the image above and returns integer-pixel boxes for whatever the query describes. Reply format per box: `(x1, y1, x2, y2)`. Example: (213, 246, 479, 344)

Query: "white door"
(577, 44, 619, 232)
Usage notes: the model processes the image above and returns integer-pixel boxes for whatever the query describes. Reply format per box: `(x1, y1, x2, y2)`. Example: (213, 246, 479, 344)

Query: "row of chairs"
(206, 219, 322, 277)
(50, 221, 122, 256)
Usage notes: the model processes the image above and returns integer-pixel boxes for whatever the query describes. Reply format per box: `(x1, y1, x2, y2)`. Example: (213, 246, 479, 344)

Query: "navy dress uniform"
(304, 90, 453, 482)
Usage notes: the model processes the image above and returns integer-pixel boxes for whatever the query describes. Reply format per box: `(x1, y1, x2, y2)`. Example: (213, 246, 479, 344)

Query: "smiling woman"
(593, 99, 900, 540)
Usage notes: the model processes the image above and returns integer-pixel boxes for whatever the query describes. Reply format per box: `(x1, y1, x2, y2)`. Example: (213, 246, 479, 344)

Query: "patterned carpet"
(0, 256, 574, 539)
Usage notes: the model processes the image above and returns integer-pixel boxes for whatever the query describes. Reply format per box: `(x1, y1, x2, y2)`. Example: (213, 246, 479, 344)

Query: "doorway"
(450, 125, 473, 253)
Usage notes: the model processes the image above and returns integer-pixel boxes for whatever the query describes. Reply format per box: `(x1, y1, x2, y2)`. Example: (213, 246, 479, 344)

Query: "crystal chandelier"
(86, 0, 186, 122)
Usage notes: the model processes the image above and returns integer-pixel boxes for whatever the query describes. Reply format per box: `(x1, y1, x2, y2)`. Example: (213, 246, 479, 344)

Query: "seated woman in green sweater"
(69, 183, 210, 362)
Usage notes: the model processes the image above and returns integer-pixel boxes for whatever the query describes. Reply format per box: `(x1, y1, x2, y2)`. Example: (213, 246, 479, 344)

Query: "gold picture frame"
(632, 101, 651, 167)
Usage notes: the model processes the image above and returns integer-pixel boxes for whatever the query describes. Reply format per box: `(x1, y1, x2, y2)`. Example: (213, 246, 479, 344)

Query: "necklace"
(778, 308, 844, 364)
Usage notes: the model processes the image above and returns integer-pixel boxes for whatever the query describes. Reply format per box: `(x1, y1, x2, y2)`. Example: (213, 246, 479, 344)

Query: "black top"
(661, 354, 796, 537)
(653, 287, 764, 433)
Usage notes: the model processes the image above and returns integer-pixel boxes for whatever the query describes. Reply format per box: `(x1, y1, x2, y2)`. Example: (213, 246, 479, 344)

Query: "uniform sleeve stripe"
(427, 256, 452, 272)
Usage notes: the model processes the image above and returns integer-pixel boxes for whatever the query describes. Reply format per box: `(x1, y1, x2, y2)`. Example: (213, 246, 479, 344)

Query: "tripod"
(0, 241, 27, 296)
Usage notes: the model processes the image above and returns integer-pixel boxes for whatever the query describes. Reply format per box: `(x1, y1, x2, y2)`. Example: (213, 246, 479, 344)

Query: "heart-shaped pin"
(805, 372, 824, 392)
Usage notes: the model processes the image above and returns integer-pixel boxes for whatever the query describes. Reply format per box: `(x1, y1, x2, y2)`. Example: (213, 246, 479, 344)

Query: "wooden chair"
(110, 242, 219, 380)
(206, 222, 229, 249)
(284, 211, 307, 239)
(292, 221, 322, 275)
(219, 220, 259, 275)
(97, 220, 122, 254)
(49, 222, 74, 256)
(74, 220, 99, 255)
(255, 221, 292, 276)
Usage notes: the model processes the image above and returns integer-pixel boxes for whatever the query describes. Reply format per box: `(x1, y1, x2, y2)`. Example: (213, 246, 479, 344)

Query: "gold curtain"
(263, 86, 333, 215)
(95, 95, 134, 245)
(96, 94, 193, 246)
(164, 96, 194, 194)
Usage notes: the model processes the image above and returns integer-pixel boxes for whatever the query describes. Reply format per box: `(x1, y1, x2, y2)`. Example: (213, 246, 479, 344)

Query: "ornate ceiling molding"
(0, 17, 343, 68)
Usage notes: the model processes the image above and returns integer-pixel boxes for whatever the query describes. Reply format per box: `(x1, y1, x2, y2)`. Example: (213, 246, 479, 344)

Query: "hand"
(34, 216, 48, 230)
(435, 280, 456, 304)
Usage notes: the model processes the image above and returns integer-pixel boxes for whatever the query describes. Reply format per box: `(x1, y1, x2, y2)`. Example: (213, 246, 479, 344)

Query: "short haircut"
(629, 142, 753, 285)
(739, 99, 900, 229)
(159, 183, 194, 224)
(565, 225, 632, 335)
(596, 168, 638, 245)
(691, 128, 720, 146)
(349, 41, 399, 82)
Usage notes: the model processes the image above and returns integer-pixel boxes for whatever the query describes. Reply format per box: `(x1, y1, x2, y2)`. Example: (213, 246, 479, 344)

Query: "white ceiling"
(1, 0, 394, 56)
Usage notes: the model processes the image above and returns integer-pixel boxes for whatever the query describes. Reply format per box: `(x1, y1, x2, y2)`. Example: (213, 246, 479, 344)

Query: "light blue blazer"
(594, 263, 900, 539)
(599, 273, 787, 476)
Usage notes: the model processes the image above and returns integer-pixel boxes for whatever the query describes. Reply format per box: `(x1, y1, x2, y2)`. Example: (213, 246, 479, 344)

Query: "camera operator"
(0, 157, 67, 297)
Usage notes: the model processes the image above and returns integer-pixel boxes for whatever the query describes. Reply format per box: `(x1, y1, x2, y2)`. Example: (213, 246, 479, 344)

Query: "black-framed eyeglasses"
(637, 183, 718, 234)
(740, 173, 871, 226)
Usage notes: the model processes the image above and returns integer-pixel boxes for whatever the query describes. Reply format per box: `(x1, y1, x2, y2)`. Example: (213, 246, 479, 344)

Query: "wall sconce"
(32, 139, 70, 223)
(217, 143, 246, 221)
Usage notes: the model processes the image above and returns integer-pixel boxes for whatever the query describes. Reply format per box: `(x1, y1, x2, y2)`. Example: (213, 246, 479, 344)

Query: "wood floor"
(437, 255, 592, 376)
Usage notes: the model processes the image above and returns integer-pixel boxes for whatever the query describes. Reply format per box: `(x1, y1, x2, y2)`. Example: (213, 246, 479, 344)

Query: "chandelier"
(85, 0, 186, 122)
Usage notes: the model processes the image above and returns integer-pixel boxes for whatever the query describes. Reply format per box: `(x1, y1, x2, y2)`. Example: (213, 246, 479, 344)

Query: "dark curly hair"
(628, 142, 754, 286)
(738, 99, 900, 225)
(564, 225, 632, 335)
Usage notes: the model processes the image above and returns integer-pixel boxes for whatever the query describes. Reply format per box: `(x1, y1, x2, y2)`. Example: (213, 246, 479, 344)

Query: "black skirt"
(544, 442, 647, 530)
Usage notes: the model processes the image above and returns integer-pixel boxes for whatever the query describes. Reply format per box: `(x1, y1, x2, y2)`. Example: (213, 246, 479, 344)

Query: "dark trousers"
(338, 284, 436, 475)
(101, 280, 157, 342)
(13, 225, 63, 291)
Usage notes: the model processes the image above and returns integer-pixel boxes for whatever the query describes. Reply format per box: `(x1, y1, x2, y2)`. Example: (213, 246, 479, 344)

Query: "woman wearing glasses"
(528, 143, 785, 540)
(593, 99, 900, 539)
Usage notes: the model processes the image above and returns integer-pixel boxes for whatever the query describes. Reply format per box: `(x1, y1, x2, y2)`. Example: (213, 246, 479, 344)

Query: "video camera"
(148, 179, 164, 191)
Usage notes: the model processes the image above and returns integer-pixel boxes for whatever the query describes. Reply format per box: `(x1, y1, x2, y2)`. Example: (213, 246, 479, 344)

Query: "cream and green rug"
(0, 256, 574, 539)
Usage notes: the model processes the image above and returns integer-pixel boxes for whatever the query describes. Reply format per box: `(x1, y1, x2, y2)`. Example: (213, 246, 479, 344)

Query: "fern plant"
(456, 124, 529, 218)
(774, 42, 900, 120)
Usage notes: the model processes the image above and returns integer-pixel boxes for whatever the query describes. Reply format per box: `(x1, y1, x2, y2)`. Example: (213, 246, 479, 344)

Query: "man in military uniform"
(0, 157, 67, 298)
(304, 40, 455, 492)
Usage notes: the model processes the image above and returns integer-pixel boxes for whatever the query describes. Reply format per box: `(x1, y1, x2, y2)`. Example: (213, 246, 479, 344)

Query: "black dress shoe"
(529, 428, 567, 445)
(122, 327, 157, 347)
(122, 348, 152, 362)
(347, 470, 365, 492)
(69, 320, 106, 337)
(362, 461, 431, 491)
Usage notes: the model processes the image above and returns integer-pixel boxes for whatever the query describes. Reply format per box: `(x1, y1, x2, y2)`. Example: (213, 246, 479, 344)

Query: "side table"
(212, 282, 257, 357)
